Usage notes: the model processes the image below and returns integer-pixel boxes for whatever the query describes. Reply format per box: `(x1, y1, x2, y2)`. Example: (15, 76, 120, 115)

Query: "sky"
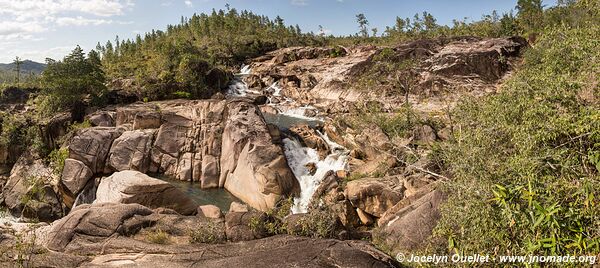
(0, 0, 559, 63)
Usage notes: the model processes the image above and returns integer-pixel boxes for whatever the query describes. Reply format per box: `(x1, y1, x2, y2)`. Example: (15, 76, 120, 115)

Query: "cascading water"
(283, 133, 349, 213)
(226, 65, 350, 214)
(227, 65, 260, 96)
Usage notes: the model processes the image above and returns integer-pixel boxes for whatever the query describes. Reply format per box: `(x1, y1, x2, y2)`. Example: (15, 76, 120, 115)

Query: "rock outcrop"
(37, 202, 397, 267)
(94, 170, 198, 215)
(57, 99, 298, 212)
(107, 129, 156, 173)
(220, 101, 300, 211)
(45, 202, 155, 252)
(1, 154, 63, 222)
(345, 177, 403, 218)
(288, 124, 330, 159)
(375, 188, 445, 254)
(245, 36, 527, 115)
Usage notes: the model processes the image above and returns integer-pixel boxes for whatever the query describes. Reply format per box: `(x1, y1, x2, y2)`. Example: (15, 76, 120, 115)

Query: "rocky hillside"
(0, 36, 529, 267)
(245, 36, 527, 114)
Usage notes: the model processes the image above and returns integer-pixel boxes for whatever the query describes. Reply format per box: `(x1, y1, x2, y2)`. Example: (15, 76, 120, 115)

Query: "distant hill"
(0, 60, 46, 75)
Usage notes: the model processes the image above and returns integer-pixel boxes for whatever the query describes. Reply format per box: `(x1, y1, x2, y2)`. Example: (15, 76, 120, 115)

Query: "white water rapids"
(284, 134, 349, 213)
(227, 65, 349, 213)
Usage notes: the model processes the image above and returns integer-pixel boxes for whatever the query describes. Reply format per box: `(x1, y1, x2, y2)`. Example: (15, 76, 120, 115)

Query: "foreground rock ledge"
(37, 203, 398, 268)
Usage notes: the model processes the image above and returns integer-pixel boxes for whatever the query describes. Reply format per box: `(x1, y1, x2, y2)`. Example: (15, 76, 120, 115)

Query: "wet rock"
(310, 170, 342, 208)
(305, 162, 317, 175)
(289, 124, 330, 159)
(94, 170, 198, 215)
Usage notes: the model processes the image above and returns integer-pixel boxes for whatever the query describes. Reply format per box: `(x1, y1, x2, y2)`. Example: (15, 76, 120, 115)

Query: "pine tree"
(356, 13, 369, 37)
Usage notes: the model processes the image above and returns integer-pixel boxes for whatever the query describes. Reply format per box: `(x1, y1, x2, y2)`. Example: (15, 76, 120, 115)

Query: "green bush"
(287, 208, 338, 239)
(189, 221, 225, 244)
(428, 24, 600, 258)
(171, 91, 192, 99)
(48, 148, 69, 176)
(145, 228, 170, 244)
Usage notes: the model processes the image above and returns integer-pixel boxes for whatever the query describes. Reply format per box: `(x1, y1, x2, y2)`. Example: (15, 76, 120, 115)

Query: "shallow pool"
(155, 176, 241, 212)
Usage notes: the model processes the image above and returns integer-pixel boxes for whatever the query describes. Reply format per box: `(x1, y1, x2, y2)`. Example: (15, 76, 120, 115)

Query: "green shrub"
(19, 176, 46, 206)
(48, 148, 69, 176)
(189, 221, 225, 244)
(68, 119, 92, 132)
(428, 24, 600, 258)
(172, 91, 192, 99)
(287, 208, 338, 239)
(145, 228, 170, 244)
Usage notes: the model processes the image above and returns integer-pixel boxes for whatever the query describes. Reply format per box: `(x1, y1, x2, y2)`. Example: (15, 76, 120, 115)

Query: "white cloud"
(0, 0, 135, 62)
(185, 0, 193, 7)
(291, 0, 308, 6)
(54, 16, 132, 26)
(0, 21, 46, 36)
(0, 0, 134, 20)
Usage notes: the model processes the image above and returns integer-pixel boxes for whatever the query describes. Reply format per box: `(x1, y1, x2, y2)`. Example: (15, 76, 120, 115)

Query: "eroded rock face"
(246, 46, 376, 104)
(86, 111, 116, 127)
(94, 170, 198, 215)
(107, 129, 156, 173)
(67, 127, 124, 174)
(57, 99, 298, 212)
(1, 154, 63, 222)
(245, 37, 527, 116)
(375, 189, 445, 254)
(220, 101, 300, 211)
(345, 177, 403, 218)
(61, 159, 93, 198)
(45, 202, 155, 252)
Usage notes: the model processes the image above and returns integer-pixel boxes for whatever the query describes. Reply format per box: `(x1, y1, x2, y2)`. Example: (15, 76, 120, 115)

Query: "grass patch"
(145, 228, 170, 244)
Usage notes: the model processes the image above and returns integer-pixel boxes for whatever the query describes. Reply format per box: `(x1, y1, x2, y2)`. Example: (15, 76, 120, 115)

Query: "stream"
(227, 65, 349, 214)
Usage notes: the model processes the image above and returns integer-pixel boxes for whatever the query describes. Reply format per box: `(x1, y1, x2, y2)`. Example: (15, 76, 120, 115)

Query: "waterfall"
(227, 65, 253, 96)
(225, 68, 349, 214)
(283, 132, 349, 214)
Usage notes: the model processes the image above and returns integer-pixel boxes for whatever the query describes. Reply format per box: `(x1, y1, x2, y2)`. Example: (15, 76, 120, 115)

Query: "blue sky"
(0, 0, 558, 63)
